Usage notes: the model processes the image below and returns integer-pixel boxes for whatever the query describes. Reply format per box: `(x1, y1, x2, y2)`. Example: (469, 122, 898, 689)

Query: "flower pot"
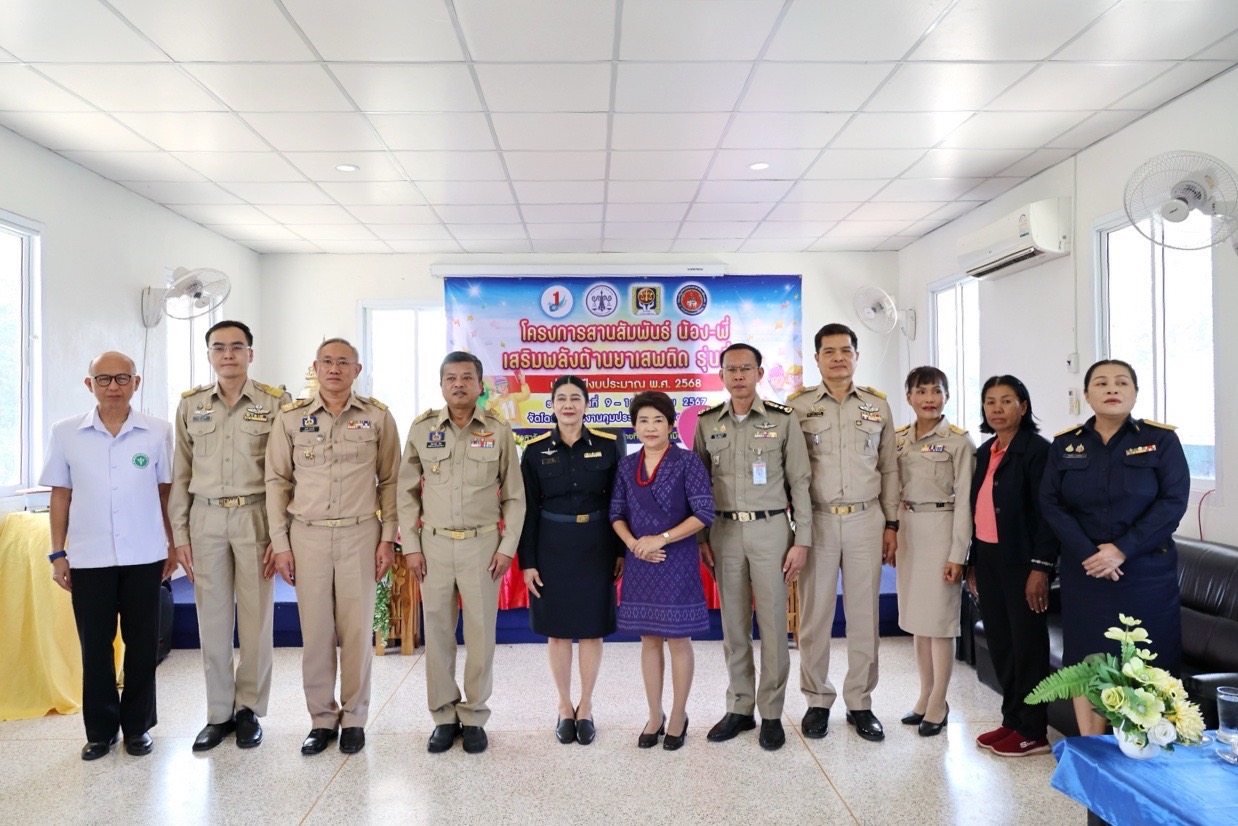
(1115, 728, 1160, 760)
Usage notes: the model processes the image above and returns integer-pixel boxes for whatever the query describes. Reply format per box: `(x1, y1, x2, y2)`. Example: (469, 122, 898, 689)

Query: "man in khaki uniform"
(171, 320, 290, 752)
(694, 343, 812, 751)
(788, 323, 899, 742)
(397, 351, 525, 755)
(266, 338, 399, 756)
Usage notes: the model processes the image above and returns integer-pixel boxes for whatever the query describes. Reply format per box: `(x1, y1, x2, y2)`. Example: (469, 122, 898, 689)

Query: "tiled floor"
(0, 637, 1085, 825)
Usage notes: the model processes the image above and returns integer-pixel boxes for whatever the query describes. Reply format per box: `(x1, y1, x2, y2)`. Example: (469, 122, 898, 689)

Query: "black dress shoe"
(637, 715, 665, 749)
(125, 732, 153, 756)
(235, 708, 262, 749)
(918, 705, 949, 737)
(759, 719, 786, 750)
(461, 725, 488, 754)
(555, 718, 577, 745)
(427, 723, 460, 753)
(193, 718, 237, 752)
(846, 709, 885, 742)
(340, 727, 365, 753)
(662, 716, 688, 751)
(575, 717, 596, 746)
(81, 733, 120, 761)
(801, 706, 830, 739)
(301, 727, 338, 755)
(707, 712, 757, 742)
(900, 710, 925, 725)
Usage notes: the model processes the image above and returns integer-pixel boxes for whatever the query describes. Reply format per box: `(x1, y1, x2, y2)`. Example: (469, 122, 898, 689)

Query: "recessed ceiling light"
(335, 163, 360, 172)
(747, 162, 770, 171)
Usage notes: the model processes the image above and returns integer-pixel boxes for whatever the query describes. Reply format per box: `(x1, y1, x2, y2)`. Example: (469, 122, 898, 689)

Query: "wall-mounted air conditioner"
(957, 198, 1071, 280)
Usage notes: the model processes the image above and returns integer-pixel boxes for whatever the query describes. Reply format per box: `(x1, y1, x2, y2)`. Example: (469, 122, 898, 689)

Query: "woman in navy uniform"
(519, 375, 625, 746)
(1040, 359, 1190, 736)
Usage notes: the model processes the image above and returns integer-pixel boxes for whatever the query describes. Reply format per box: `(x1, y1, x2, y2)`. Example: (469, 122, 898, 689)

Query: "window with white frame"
(1100, 214, 1215, 481)
(0, 213, 39, 496)
(929, 277, 981, 440)
(360, 303, 448, 442)
(166, 310, 219, 418)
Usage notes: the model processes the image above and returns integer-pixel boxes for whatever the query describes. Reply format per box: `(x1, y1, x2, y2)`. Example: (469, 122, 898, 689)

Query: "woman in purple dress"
(610, 391, 714, 751)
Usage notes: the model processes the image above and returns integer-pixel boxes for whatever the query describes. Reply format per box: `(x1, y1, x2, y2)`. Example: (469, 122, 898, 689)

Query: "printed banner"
(444, 275, 803, 436)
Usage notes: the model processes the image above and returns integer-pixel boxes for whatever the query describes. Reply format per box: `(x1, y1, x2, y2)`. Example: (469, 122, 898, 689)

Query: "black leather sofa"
(965, 536, 1238, 737)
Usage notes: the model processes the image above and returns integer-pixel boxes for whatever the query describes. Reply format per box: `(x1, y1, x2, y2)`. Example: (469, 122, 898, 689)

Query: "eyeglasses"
(92, 374, 133, 387)
(209, 343, 250, 354)
(722, 366, 757, 375)
(319, 358, 355, 369)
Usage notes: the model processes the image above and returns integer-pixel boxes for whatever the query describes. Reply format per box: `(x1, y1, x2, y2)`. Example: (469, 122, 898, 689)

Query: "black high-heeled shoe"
(918, 705, 949, 737)
(638, 715, 665, 749)
(900, 710, 925, 725)
(662, 716, 688, 751)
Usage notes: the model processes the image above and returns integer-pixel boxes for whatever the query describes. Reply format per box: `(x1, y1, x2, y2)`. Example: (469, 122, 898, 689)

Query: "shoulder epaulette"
(524, 430, 553, 446)
(180, 383, 211, 399)
(703, 401, 725, 415)
(359, 395, 388, 411)
(787, 385, 817, 402)
(281, 398, 311, 413)
(586, 427, 617, 440)
(1142, 419, 1177, 430)
(895, 424, 911, 433)
(949, 424, 967, 436)
(484, 400, 509, 425)
(1053, 424, 1084, 438)
(412, 408, 438, 425)
(252, 381, 286, 398)
(764, 400, 793, 414)
(858, 385, 887, 400)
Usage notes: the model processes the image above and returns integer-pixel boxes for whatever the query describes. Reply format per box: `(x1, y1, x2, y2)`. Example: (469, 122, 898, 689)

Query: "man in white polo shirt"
(40, 351, 178, 761)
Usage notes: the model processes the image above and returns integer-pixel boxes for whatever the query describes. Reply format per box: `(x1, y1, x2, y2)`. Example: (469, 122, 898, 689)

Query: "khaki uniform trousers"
(289, 519, 381, 729)
(798, 504, 884, 711)
(189, 499, 274, 724)
(710, 516, 793, 719)
(421, 530, 501, 727)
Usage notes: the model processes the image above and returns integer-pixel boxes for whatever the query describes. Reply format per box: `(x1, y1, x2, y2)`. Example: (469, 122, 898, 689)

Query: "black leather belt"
(541, 510, 603, 524)
(716, 509, 784, 522)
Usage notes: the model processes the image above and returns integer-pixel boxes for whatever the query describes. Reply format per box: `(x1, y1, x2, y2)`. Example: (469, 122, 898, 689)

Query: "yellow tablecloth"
(0, 511, 123, 721)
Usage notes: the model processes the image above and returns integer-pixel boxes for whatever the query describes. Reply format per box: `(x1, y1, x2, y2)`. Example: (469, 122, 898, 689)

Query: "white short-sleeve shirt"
(39, 407, 173, 569)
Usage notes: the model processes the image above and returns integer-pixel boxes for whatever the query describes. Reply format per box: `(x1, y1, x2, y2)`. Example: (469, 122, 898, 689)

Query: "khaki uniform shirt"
(895, 419, 976, 565)
(169, 379, 291, 547)
(264, 392, 400, 554)
(397, 406, 525, 559)
(692, 397, 814, 546)
(788, 383, 899, 520)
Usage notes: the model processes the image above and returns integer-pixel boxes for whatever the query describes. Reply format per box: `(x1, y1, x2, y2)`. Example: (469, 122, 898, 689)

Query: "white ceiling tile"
(910, 0, 1114, 60)
(533, 240, 606, 252)
(107, 0, 314, 61)
(940, 111, 1092, 149)
(872, 178, 983, 201)
(828, 220, 912, 237)
(115, 112, 267, 152)
(740, 238, 815, 252)
(696, 180, 794, 202)
(749, 222, 834, 238)
(449, 223, 528, 240)
(459, 239, 533, 253)
(368, 113, 497, 151)
(511, 180, 605, 203)
(522, 203, 604, 222)
(241, 113, 385, 152)
(0, 66, 94, 111)
(611, 113, 730, 151)
(605, 203, 687, 222)
(1046, 110, 1145, 149)
(680, 221, 758, 238)
(291, 224, 380, 241)
(766, 202, 860, 222)
(527, 223, 602, 240)
(218, 182, 334, 205)
(418, 180, 515, 204)
(36, 65, 226, 112)
(1057, 1, 1238, 61)
(168, 204, 274, 224)
(722, 113, 849, 150)
(874, 236, 917, 251)
(0, 112, 153, 151)
(172, 151, 305, 182)
(602, 239, 673, 253)
(491, 113, 608, 151)
(833, 112, 974, 149)
(848, 202, 946, 221)
(502, 151, 606, 181)
(283, 0, 463, 61)
(609, 151, 712, 180)
(766, 0, 947, 61)
(286, 151, 407, 181)
(998, 148, 1074, 177)
(805, 149, 924, 179)
(183, 64, 354, 112)
(313, 240, 394, 253)
(604, 222, 683, 239)
(620, 0, 784, 60)
(120, 180, 240, 204)
(960, 178, 1022, 199)
(387, 239, 465, 253)
(1197, 31, 1238, 59)
(369, 224, 454, 241)
(927, 201, 986, 221)
(985, 63, 1170, 111)
(742, 63, 892, 111)
(393, 151, 505, 181)
(434, 204, 522, 223)
(319, 182, 427, 206)
(673, 238, 743, 252)
(345, 204, 438, 223)
(64, 151, 206, 182)
(0, 0, 166, 61)
(903, 218, 951, 236)
(709, 149, 820, 180)
(330, 64, 482, 112)
(809, 236, 885, 251)
(686, 203, 770, 221)
(475, 64, 612, 112)
(243, 239, 323, 253)
(455, 0, 615, 61)
(866, 63, 1038, 111)
(904, 148, 1030, 178)
(607, 180, 701, 202)
(784, 180, 889, 202)
(258, 205, 359, 224)
(1110, 61, 1235, 110)
(615, 63, 753, 112)
(202, 224, 302, 242)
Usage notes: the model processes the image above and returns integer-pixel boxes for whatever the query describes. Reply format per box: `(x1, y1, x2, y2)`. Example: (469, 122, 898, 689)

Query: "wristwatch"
(661, 531, 671, 543)
(48, 550, 67, 562)
(884, 520, 900, 531)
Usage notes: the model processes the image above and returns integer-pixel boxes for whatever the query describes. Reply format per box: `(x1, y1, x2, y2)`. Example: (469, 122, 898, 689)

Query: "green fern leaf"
(1025, 662, 1096, 704)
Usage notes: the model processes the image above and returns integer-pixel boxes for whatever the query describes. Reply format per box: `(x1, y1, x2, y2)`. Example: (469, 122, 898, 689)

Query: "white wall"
(0, 127, 262, 437)
(897, 67, 1238, 544)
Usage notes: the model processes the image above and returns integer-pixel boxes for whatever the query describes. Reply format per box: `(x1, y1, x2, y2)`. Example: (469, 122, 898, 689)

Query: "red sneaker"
(975, 726, 1013, 750)
(989, 730, 1051, 757)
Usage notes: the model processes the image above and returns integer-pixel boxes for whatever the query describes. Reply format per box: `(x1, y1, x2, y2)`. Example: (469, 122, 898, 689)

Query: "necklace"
(636, 446, 669, 487)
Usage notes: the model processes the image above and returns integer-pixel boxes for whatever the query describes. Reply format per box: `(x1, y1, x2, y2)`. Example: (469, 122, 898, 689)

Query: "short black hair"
(979, 375, 1040, 434)
(905, 366, 949, 395)
(205, 319, 253, 346)
(441, 351, 484, 381)
(552, 374, 589, 403)
(814, 323, 858, 352)
(630, 391, 676, 426)
(1084, 359, 1138, 391)
(720, 342, 763, 367)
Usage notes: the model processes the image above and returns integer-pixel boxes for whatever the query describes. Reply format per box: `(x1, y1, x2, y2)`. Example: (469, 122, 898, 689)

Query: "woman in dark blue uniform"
(519, 375, 625, 746)
(1040, 359, 1190, 736)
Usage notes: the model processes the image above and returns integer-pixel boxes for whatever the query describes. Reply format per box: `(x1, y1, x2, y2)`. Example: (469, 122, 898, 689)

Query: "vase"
(1114, 728, 1160, 760)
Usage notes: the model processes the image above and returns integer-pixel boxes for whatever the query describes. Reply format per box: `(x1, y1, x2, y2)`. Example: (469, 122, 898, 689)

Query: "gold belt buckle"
(219, 496, 240, 508)
(448, 529, 470, 540)
(737, 511, 753, 522)
(575, 514, 589, 524)
(327, 518, 341, 528)
(834, 505, 856, 515)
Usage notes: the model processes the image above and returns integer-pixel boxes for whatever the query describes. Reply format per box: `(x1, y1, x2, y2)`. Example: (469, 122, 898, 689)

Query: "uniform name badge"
(427, 431, 446, 448)
(752, 460, 767, 486)
(300, 415, 319, 433)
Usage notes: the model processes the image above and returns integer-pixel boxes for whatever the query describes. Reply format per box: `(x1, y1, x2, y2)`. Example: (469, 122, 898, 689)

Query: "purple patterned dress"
(610, 445, 715, 638)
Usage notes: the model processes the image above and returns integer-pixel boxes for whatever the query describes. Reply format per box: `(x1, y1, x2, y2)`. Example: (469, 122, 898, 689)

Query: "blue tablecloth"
(1052, 733, 1238, 825)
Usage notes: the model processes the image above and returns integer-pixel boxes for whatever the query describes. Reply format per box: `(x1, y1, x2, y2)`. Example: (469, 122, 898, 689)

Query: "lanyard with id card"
(752, 450, 767, 486)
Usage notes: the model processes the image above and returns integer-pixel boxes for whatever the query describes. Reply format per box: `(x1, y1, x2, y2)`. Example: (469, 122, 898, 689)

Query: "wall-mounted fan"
(1123, 150, 1238, 251)
(141, 266, 231, 327)
(853, 285, 916, 340)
